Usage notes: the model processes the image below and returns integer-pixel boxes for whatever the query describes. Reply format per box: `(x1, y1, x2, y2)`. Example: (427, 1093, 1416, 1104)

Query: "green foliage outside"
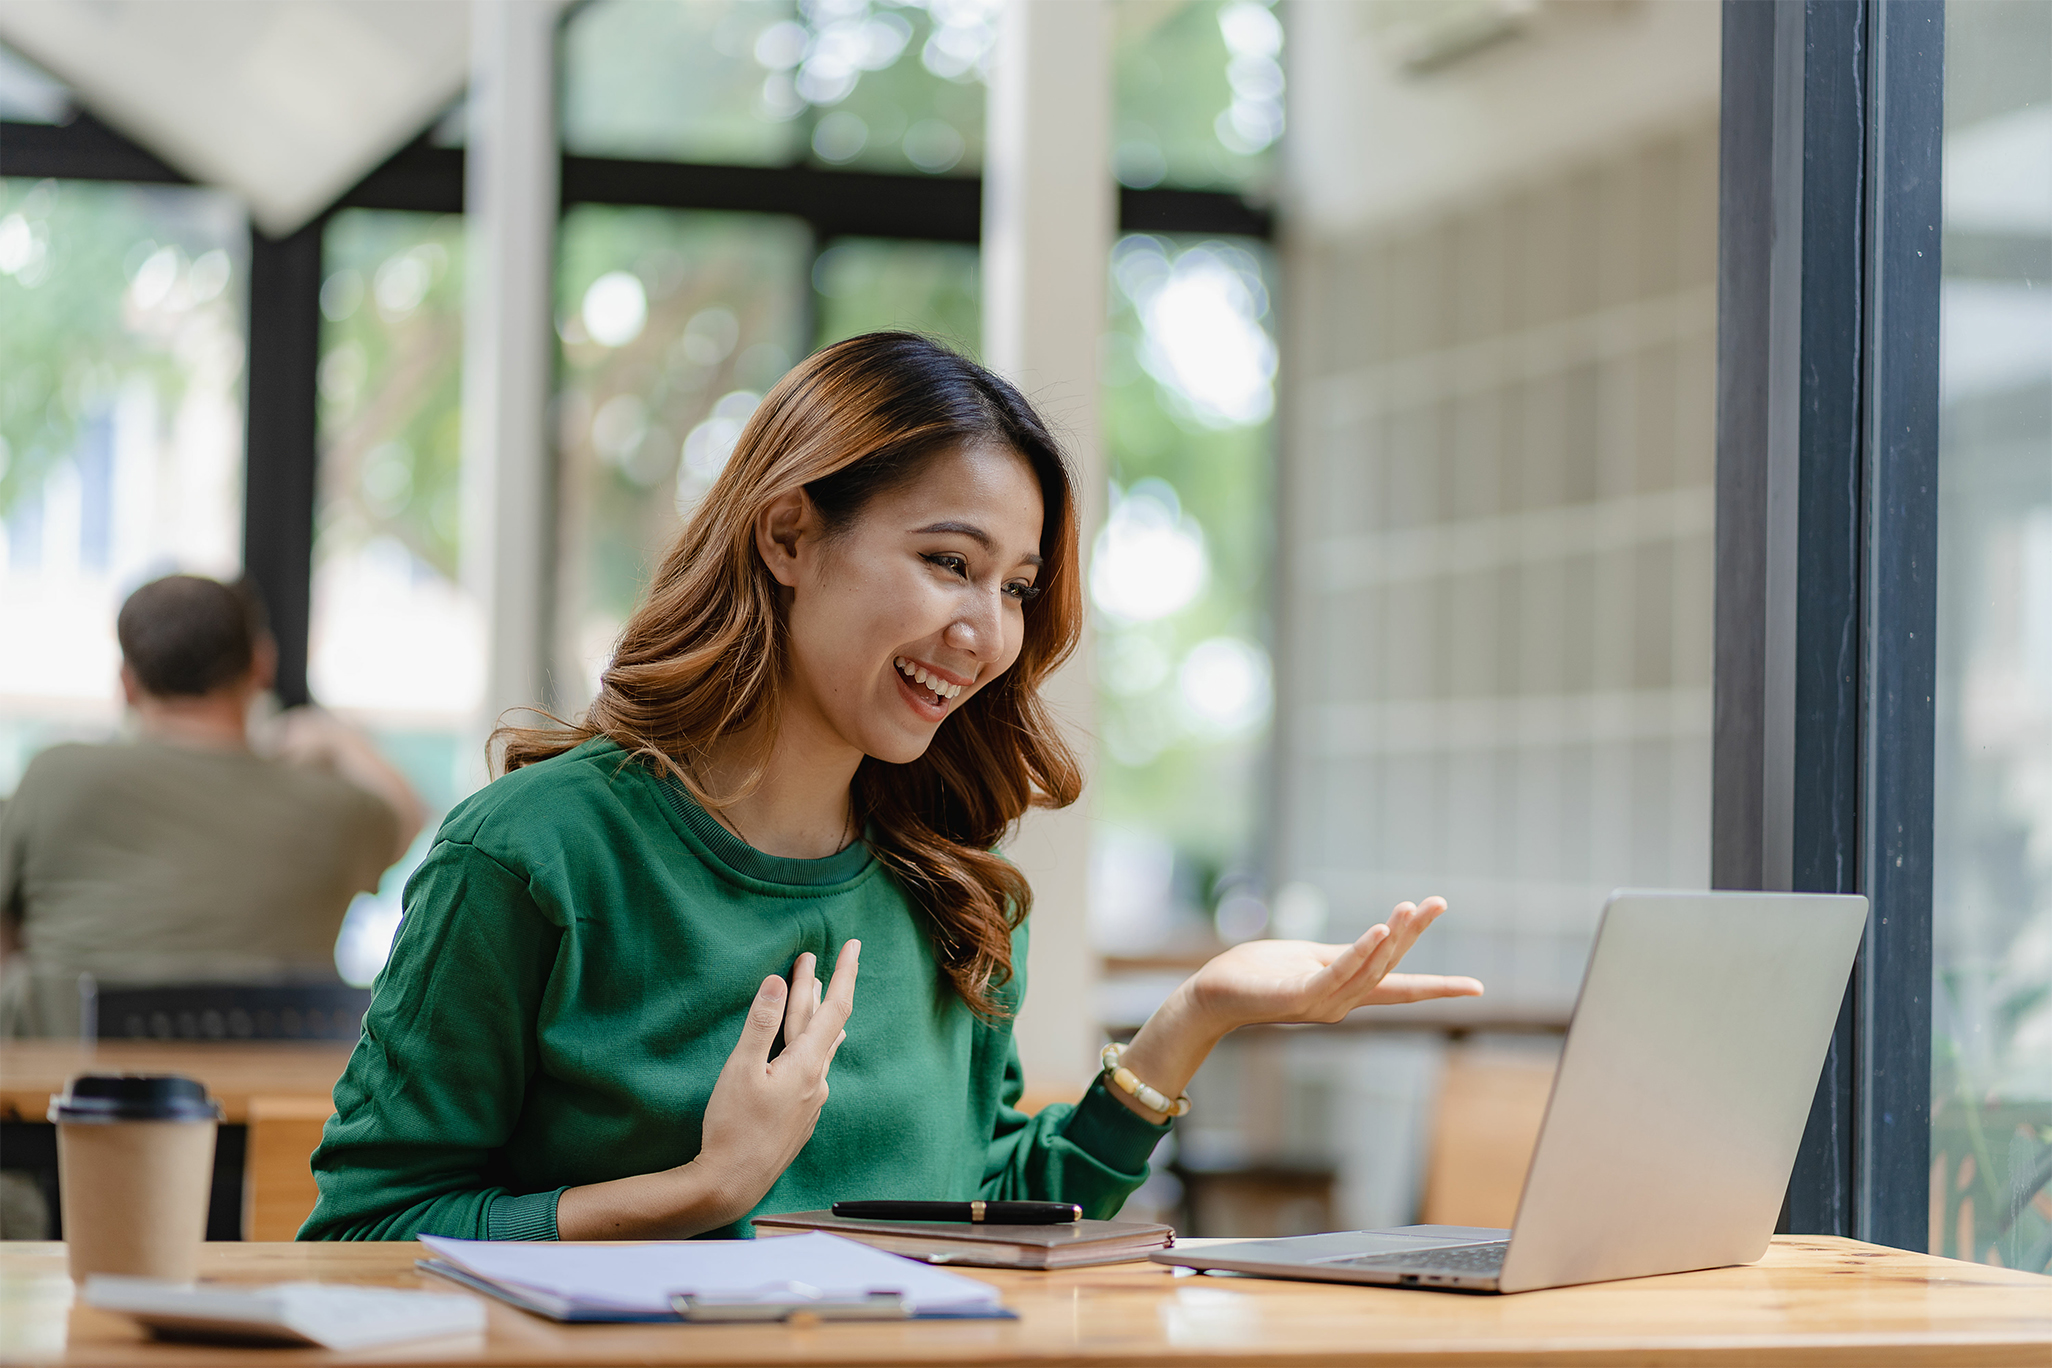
(560, 0, 985, 176)
(559, 0, 1275, 193)
(1096, 235, 1275, 899)
(813, 238, 980, 356)
(316, 211, 467, 582)
(1115, 0, 1279, 194)
(0, 178, 242, 524)
(1932, 1043, 2052, 1272)
(555, 205, 811, 683)
(563, 0, 807, 167)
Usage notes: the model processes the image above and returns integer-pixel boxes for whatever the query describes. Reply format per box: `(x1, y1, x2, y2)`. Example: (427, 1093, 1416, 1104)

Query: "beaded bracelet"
(1099, 1042, 1192, 1118)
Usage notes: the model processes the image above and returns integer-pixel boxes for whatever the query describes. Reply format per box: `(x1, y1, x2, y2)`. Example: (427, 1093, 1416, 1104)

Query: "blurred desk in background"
(3, 1236, 2048, 1366)
(0, 1041, 353, 1121)
(0, 1040, 349, 1241)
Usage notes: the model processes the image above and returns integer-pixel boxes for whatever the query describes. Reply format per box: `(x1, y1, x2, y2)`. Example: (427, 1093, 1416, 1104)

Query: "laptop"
(1152, 889, 1868, 1294)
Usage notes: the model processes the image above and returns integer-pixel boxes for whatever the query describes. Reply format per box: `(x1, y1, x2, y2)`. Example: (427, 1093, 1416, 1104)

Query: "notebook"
(415, 1232, 1011, 1323)
(751, 1210, 1176, 1269)
(84, 1277, 486, 1350)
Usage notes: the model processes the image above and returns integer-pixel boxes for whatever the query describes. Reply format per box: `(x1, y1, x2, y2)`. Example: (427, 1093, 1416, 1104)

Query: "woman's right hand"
(691, 939, 860, 1222)
(554, 939, 859, 1239)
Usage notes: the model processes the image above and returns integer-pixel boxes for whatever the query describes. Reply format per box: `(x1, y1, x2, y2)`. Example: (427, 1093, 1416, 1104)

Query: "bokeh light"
(1091, 478, 1209, 624)
(677, 389, 763, 510)
(1177, 635, 1271, 736)
(581, 269, 649, 348)
(1114, 235, 1276, 429)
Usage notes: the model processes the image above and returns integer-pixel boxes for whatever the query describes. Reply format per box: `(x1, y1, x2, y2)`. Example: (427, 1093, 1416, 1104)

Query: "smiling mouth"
(894, 656, 966, 709)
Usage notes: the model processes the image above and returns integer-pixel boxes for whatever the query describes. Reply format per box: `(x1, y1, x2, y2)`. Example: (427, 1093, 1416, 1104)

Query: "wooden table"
(1, 1041, 351, 1240)
(2, 1237, 2046, 1367)
(0, 1041, 353, 1123)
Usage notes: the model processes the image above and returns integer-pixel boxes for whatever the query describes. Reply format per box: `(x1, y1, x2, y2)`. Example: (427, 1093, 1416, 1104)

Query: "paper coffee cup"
(50, 1075, 222, 1283)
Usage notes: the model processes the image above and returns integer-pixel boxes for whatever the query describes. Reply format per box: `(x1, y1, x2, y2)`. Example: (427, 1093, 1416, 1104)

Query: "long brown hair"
(499, 332, 1083, 1017)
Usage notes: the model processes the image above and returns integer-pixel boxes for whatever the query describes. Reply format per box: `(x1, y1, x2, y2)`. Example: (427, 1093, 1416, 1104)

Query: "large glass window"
(812, 236, 979, 352)
(1092, 234, 1276, 961)
(562, 0, 993, 176)
(310, 209, 479, 984)
(555, 205, 812, 708)
(310, 210, 476, 743)
(1089, 6, 1284, 1050)
(1115, 0, 1281, 194)
(1931, 0, 2052, 1274)
(0, 177, 246, 789)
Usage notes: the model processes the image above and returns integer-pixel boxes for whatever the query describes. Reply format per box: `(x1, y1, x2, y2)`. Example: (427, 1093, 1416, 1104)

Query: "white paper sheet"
(417, 1232, 1004, 1316)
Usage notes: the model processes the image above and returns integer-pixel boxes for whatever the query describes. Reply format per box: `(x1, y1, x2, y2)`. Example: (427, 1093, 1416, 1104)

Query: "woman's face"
(763, 443, 1047, 766)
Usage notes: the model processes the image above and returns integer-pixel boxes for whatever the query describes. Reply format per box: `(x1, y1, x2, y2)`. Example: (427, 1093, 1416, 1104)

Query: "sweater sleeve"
(977, 1016, 1171, 1218)
(299, 838, 567, 1240)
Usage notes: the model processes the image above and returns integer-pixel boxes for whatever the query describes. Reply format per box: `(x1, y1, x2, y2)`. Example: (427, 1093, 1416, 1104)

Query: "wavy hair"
(498, 333, 1083, 1017)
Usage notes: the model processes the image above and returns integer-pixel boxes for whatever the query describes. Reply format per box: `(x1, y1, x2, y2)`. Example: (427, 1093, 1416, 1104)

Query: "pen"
(832, 1200, 1082, 1224)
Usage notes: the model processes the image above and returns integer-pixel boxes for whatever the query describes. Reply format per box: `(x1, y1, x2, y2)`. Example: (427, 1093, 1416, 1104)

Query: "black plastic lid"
(48, 1074, 222, 1123)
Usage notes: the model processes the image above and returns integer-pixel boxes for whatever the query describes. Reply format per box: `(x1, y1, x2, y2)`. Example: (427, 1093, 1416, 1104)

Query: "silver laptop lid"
(1497, 889, 1867, 1293)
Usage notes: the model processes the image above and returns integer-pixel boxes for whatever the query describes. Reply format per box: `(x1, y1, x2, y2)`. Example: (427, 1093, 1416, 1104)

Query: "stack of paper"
(416, 1233, 1007, 1322)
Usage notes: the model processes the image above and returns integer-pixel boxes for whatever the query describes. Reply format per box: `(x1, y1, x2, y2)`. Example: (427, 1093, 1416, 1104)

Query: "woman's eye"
(1004, 581, 1042, 603)
(923, 553, 970, 578)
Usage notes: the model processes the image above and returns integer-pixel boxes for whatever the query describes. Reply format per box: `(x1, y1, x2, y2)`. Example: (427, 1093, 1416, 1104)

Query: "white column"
(461, 0, 561, 764)
(982, 0, 1113, 1093)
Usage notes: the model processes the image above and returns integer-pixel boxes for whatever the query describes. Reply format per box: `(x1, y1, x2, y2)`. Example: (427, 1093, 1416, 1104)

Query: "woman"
(303, 333, 1481, 1241)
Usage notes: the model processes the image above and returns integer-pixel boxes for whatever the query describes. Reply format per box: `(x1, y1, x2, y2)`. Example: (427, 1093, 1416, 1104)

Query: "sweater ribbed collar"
(656, 775, 874, 889)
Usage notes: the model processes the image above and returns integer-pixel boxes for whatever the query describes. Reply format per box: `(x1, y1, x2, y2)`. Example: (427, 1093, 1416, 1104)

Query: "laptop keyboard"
(1329, 1243, 1509, 1274)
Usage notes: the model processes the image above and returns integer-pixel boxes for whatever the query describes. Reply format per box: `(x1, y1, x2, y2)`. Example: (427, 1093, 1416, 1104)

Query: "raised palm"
(1187, 897, 1483, 1031)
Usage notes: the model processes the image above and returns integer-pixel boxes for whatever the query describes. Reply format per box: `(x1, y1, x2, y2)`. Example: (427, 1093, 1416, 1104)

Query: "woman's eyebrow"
(913, 521, 1043, 568)
(913, 520, 994, 549)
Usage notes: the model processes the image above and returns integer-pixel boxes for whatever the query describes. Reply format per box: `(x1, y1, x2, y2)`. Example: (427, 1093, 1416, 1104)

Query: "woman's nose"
(944, 589, 1004, 655)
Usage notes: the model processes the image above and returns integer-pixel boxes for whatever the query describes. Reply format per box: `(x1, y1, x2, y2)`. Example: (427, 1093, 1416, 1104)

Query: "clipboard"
(417, 1259, 1017, 1324)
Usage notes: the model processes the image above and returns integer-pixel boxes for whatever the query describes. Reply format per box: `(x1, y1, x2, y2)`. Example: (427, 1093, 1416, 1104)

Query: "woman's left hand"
(1185, 897, 1483, 1034)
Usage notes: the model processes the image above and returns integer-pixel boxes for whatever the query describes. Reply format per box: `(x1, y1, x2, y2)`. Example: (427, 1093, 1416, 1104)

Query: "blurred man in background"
(0, 574, 425, 1037)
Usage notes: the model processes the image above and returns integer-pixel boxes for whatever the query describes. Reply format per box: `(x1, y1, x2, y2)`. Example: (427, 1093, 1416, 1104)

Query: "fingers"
(821, 939, 860, 1015)
(1358, 905, 1414, 982)
(1366, 973, 1486, 1004)
(1314, 896, 1452, 1012)
(786, 952, 818, 1041)
(734, 974, 788, 1064)
(1359, 896, 1447, 982)
(1316, 915, 1402, 998)
(1314, 923, 1387, 985)
(787, 940, 860, 1071)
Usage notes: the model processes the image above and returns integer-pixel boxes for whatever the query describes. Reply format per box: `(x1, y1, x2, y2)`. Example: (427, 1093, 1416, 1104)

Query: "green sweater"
(301, 737, 1167, 1241)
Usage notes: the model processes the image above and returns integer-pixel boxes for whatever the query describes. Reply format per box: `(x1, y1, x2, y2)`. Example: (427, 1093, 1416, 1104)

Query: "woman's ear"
(755, 488, 815, 588)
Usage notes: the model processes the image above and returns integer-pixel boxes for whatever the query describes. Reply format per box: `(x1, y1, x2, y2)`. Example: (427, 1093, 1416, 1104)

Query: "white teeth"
(896, 658, 967, 703)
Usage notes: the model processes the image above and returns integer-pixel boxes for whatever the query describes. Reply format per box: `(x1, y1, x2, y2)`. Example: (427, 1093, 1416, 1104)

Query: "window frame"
(1713, 0, 1944, 1249)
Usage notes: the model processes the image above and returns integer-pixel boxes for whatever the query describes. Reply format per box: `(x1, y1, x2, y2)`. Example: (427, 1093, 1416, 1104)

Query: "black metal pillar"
(1713, 0, 1942, 1250)
(1853, 0, 1942, 1251)
(240, 219, 325, 709)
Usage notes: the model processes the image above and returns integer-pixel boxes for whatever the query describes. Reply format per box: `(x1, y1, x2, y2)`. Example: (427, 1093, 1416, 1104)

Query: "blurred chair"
(1176, 1161, 1336, 1238)
(243, 1095, 334, 1240)
(1420, 1041, 1559, 1228)
(84, 981, 372, 1042)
